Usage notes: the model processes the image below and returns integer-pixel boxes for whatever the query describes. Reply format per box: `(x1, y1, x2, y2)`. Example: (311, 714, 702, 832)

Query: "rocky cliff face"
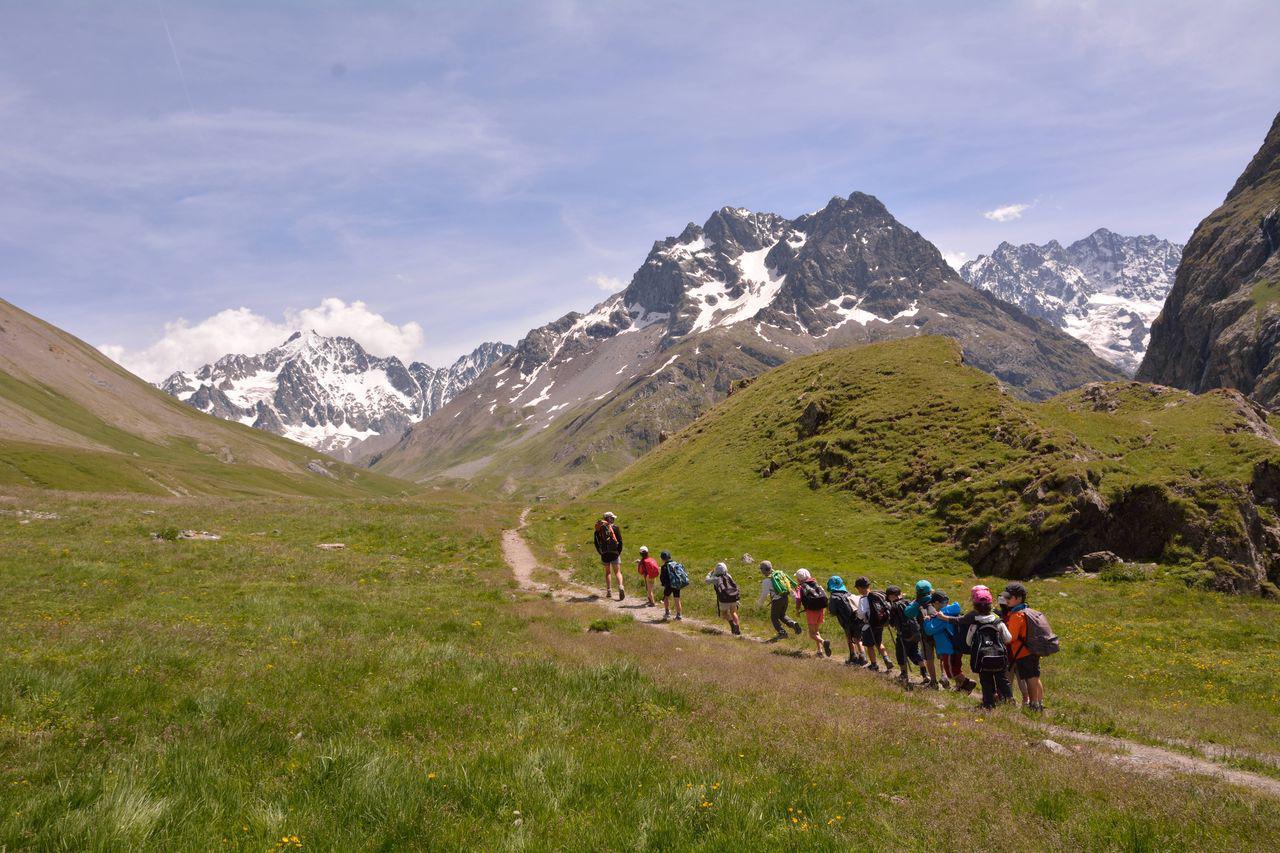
(373, 192, 1124, 490)
(961, 230, 1181, 373)
(161, 333, 511, 460)
(1138, 111, 1280, 403)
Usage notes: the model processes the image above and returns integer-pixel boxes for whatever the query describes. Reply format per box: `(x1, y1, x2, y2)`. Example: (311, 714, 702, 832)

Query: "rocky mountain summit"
(161, 332, 511, 460)
(373, 192, 1123, 490)
(960, 229, 1182, 373)
(1139, 111, 1280, 406)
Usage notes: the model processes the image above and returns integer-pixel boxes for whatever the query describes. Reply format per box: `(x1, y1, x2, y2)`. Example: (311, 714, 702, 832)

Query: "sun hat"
(795, 568, 812, 582)
(639, 545, 649, 554)
(971, 586, 993, 605)
(827, 575, 847, 592)
(603, 511, 616, 521)
(713, 561, 728, 575)
(915, 579, 933, 599)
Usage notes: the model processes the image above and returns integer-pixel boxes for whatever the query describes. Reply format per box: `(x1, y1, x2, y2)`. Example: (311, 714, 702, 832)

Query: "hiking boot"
(845, 655, 859, 666)
(939, 677, 951, 689)
(618, 590, 626, 601)
(866, 662, 880, 672)
(884, 661, 894, 673)
(1028, 701, 1045, 713)
(928, 679, 942, 691)
(791, 622, 802, 635)
(674, 614, 682, 621)
(822, 639, 832, 657)
(774, 631, 788, 641)
(730, 623, 741, 636)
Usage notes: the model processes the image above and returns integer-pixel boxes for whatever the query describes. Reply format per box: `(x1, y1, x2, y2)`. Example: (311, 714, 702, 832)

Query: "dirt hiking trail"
(502, 511, 1280, 799)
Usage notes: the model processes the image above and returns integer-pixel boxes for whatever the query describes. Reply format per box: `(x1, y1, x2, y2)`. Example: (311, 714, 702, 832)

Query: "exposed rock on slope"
(1139, 111, 1280, 404)
(374, 193, 1123, 491)
(615, 336, 1280, 593)
(961, 229, 1181, 373)
(161, 333, 511, 461)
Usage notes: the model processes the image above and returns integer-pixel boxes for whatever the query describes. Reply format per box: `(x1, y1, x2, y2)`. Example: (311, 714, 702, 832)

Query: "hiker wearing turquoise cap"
(826, 576, 867, 666)
(905, 579, 943, 689)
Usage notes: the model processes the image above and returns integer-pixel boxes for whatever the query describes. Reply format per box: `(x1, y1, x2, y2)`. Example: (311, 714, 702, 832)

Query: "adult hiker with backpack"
(826, 576, 866, 666)
(658, 550, 688, 621)
(593, 512, 625, 601)
(793, 569, 832, 657)
(964, 586, 1014, 709)
(886, 585, 926, 686)
(705, 562, 742, 636)
(755, 560, 801, 639)
(1003, 582, 1057, 713)
(855, 577, 893, 673)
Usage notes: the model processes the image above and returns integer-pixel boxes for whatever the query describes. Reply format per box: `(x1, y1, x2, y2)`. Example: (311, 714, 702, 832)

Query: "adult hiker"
(1003, 582, 1056, 713)
(924, 592, 975, 694)
(705, 562, 742, 636)
(658, 550, 688, 621)
(904, 580, 943, 689)
(855, 577, 892, 673)
(826, 576, 866, 666)
(755, 560, 801, 639)
(965, 586, 1014, 709)
(793, 569, 832, 657)
(886, 585, 925, 685)
(636, 546, 661, 607)
(593, 512, 625, 601)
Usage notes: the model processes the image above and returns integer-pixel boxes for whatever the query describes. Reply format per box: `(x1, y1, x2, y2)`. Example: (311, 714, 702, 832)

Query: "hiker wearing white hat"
(636, 545, 661, 606)
(592, 511, 625, 601)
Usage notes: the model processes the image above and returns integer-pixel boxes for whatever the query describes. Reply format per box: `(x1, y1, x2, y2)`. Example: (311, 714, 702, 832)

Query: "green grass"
(4, 489, 1280, 849)
(528, 338, 1280, 757)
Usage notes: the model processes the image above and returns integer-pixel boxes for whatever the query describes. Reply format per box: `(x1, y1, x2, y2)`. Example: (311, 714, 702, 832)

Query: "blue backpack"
(665, 562, 690, 589)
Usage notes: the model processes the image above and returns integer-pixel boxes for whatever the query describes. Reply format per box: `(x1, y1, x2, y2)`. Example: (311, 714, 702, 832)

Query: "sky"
(1, 0, 1278, 380)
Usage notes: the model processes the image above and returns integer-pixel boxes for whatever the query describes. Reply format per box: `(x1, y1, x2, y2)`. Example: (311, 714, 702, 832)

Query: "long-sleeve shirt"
(965, 613, 1012, 648)
(757, 577, 784, 606)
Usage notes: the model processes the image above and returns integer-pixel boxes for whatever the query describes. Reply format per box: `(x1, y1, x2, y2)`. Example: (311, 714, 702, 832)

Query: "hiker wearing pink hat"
(933, 584, 1011, 708)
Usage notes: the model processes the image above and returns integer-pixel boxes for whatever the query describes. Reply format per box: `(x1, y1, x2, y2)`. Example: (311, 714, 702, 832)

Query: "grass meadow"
(3, 488, 1280, 850)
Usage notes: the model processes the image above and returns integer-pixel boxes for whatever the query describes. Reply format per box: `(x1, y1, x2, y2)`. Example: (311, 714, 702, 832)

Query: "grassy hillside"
(0, 299, 408, 497)
(4, 491, 1279, 849)
(527, 337, 1280, 755)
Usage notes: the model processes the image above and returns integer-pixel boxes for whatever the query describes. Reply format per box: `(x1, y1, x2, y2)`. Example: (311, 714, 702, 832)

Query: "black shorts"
(662, 586, 680, 598)
(1013, 655, 1041, 679)
(600, 553, 621, 565)
(836, 614, 862, 639)
(862, 624, 884, 647)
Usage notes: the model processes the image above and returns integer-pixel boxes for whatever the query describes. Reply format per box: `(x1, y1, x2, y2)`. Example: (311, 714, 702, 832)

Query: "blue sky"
(1, 0, 1277, 379)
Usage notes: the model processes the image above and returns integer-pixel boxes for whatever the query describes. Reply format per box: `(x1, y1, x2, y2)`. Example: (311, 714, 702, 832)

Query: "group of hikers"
(594, 512, 1058, 711)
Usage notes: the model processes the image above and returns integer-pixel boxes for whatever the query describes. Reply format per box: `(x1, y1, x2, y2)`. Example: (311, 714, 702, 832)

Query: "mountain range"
(160, 334, 511, 461)
(369, 192, 1123, 491)
(959, 229, 1182, 374)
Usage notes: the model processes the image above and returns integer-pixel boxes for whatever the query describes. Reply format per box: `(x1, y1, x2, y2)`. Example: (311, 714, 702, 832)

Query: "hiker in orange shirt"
(1003, 582, 1045, 712)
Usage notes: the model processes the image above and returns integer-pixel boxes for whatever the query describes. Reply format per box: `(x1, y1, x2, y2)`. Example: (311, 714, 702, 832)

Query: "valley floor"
(2, 491, 1278, 850)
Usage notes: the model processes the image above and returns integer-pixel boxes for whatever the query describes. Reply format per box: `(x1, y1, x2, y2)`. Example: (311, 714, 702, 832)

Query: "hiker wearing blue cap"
(826, 576, 867, 666)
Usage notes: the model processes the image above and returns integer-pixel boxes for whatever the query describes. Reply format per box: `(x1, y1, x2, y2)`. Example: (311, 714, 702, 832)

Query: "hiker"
(793, 569, 832, 657)
(965, 586, 1014, 709)
(593, 512, 625, 601)
(1003, 582, 1053, 712)
(636, 546, 661, 607)
(855, 577, 892, 673)
(924, 592, 976, 694)
(826, 576, 866, 666)
(886, 585, 925, 685)
(756, 560, 801, 639)
(904, 580, 942, 689)
(705, 562, 742, 636)
(658, 550, 688, 621)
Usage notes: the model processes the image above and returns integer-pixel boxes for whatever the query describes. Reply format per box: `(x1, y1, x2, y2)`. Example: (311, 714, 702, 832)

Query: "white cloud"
(99, 298, 424, 382)
(590, 274, 626, 292)
(941, 251, 969, 273)
(983, 203, 1032, 222)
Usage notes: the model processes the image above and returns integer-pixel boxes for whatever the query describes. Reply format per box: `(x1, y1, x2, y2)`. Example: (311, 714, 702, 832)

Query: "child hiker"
(705, 562, 742, 636)
(827, 576, 867, 666)
(658, 550, 688, 621)
(924, 592, 975, 694)
(855, 577, 893, 673)
(794, 569, 832, 657)
(965, 586, 1014, 709)
(886, 585, 925, 686)
(636, 546, 661, 607)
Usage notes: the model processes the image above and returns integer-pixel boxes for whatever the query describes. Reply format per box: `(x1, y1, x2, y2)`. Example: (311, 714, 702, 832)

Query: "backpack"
(799, 580, 829, 611)
(769, 569, 795, 597)
(595, 520, 619, 548)
(666, 561, 690, 590)
(1022, 608, 1060, 657)
(971, 621, 1010, 673)
(890, 599, 921, 640)
(828, 590, 855, 620)
(714, 574, 740, 604)
(865, 591, 890, 627)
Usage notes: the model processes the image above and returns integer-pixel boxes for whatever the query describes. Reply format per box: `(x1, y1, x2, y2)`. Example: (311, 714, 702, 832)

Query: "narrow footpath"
(502, 511, 1280, 799)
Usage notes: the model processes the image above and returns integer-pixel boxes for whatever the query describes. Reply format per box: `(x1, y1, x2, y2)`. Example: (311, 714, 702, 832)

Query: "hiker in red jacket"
(636, 545, 661, 606)
(593, 512, 625, 601)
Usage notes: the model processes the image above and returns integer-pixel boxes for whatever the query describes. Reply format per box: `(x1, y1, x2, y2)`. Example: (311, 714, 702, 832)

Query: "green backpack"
(769, 569, 795, 596)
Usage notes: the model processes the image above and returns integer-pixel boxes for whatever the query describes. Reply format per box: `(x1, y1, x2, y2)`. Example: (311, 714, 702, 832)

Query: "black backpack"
(889, 600, 921, 640)
(800, 580, 828, 611)
(971, 621, 1010, 673)
(714, 574, 740, 604)
(865, 591, 890, 627)
(828, 590, 855, 619)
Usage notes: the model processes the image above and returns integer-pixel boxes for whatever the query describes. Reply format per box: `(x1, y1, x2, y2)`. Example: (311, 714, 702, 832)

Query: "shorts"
(921, 634, 936, 661)
(662, 585, 681, 599)
(600, 553, 621, 565)
(1013, 655, 1041, 679)
(718, 601, 739, 617)
(805, 609, 825, 629)
(862, 624, 884, 647)
(940, 652, 964, 680)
